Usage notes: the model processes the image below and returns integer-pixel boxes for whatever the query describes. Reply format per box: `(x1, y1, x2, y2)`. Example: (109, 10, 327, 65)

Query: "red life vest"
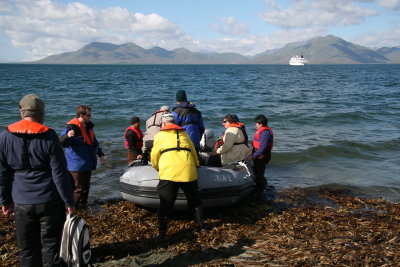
(124, 126, 143, 149)
(67, 118, 95, 145)
(7, 120, 50, 134)
(252, 126, 273, 150)
(214, 138, 224, 150)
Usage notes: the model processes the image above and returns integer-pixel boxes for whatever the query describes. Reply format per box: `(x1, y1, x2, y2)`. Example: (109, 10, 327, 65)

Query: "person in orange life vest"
(251, 114, 273, 194)
(0, 94, 75, 267)
(207, 114, 251, 167)
(124, 116, 143, 164)
(59, 105, 106, 209)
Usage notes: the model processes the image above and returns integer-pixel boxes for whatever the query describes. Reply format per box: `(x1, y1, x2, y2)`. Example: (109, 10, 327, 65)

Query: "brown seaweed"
(1, 188, 399, 266)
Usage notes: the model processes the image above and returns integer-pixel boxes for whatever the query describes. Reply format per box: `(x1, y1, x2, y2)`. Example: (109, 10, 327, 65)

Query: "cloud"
(211, 17, 249, 36)
(379, 0, 400, 9)
(352, 27, 400, 48)
(0, 0, 398, 60)
(260, 0, 377, 28)
(191, 27, 326, 56)
(0, 0, 186, 60)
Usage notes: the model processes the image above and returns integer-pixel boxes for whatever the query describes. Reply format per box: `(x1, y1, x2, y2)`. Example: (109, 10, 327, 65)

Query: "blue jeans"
(14, 201, 65, 267)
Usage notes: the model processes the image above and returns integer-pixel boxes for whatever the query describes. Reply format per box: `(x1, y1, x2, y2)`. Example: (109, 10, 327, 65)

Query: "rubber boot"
(194, 206, 206, 233)
(80, 190, 89, 204)
(158, 217, 168, 238)
(73, 191, 81, 209)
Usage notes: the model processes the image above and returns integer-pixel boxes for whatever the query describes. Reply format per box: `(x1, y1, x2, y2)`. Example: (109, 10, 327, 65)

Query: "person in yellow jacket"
(151, 113, 205, 237)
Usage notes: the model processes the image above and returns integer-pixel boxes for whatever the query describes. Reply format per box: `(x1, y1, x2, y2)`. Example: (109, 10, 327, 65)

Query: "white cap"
(161, 113, 174, 119)
(161, 113, 175, 123)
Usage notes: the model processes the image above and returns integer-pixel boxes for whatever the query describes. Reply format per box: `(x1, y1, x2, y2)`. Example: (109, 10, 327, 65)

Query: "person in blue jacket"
(59, 105, 106, 209)
(0, 94, 75, 267)
(171, 90, 205, 152)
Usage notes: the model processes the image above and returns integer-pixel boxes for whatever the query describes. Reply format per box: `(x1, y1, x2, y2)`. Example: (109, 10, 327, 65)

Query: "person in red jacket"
(124, 116, 143, 164)
(251, 114, 274, 194)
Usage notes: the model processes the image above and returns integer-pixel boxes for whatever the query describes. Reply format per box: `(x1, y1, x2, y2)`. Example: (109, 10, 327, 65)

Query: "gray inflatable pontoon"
(119, 160, 255, 209)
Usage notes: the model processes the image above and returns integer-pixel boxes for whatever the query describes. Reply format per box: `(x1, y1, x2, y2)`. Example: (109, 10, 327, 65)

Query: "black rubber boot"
(141, 152, 149, 165)
(194, 206, 206, 233)
(158, 217, 168, 238)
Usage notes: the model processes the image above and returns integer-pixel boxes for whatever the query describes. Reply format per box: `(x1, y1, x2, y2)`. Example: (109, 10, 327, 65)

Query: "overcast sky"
(0, 0, 399, 62)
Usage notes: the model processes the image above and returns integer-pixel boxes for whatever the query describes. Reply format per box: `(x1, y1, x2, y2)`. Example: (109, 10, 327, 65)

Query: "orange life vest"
(67, 118, 95, 145)
(214, 122, 247, 149)
(252, 126, 273, 150)
(161, 123, 185, 131)
(124, 126, 143, 149)
(160, 123, 190, 154)
(7, 120, 50, 134)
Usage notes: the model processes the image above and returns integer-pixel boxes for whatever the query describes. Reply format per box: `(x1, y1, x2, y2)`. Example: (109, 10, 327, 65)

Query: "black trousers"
(14, 201, 66, 267)
(156, 180, 202, 218)
(253, 150, 271, 193)
(206, 154, 222, 167)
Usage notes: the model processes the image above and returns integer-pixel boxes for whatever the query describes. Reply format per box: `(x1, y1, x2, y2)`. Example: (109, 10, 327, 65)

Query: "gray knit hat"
(19, 94, 45, 122)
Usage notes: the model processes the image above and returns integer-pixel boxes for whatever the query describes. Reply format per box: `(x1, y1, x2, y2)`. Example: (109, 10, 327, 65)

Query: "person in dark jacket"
(251, 114, 274, 194)
(171, 90, 205, 152)
(124, 116, 143, 164)
(0, 94, 75, 267)
(59, 105, 105, 209)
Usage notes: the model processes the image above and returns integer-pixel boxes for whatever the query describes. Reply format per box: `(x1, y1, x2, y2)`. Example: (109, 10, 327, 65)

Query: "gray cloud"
(260, 0, 377, 28)
(352, 27, 400, 47)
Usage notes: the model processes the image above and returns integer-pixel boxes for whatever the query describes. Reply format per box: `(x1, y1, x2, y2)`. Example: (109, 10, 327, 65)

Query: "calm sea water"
(1, 64, 399, 201)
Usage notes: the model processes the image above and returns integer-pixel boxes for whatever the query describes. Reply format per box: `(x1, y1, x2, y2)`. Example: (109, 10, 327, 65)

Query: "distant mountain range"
(34, 35, 400, 64)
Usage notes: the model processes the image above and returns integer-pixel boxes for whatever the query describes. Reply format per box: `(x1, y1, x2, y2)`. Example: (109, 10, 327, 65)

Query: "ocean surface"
(0, 64, 399, 201)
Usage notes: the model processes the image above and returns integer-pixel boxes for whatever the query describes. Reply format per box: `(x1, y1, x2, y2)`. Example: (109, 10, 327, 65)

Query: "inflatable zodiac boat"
(119, 129, 255, 209)
(119, 161, 255, 209)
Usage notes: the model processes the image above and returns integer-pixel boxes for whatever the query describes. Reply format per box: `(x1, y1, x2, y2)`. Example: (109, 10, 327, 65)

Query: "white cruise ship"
(289, 55, 308, 65)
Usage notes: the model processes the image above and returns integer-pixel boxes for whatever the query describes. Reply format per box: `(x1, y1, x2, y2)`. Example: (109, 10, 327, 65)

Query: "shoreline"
(1, 187, 400, 266)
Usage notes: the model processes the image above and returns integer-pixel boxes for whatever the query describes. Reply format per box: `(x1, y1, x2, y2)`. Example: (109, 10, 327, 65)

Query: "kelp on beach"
(1, 188, 400, 266)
